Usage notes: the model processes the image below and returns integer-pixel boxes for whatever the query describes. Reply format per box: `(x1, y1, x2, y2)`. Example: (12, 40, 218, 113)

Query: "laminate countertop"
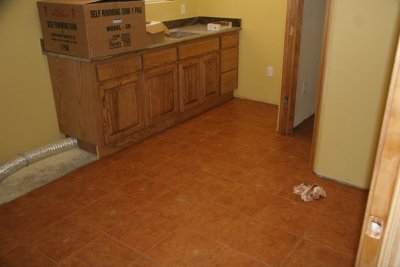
(42, 24, 241, 63)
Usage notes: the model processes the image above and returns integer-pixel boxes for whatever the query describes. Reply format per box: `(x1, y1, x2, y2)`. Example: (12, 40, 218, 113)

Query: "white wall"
(294, 0, 327, 127)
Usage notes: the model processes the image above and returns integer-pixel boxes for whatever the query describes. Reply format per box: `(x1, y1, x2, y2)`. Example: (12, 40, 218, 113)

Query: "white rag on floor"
(293, 183, 327, 202)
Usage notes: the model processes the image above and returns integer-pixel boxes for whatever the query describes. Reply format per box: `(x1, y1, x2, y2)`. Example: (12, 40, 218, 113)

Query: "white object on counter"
(207, 21, 232, 31)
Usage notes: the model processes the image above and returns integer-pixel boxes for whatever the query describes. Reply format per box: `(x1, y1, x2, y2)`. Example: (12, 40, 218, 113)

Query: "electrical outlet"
(267, 66, 273, 77)
(180, 4, 186, 15)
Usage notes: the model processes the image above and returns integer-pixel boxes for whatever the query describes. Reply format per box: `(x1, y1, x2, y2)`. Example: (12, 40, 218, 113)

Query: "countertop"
(43, 24, 241, 63)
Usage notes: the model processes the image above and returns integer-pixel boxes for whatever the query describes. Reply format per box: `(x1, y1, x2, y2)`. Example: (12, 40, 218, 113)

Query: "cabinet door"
(145, 64, 179, 124)
(202, 53, 220, 102)
(179, 58, 202, 112)
(100, 74, 145, 143)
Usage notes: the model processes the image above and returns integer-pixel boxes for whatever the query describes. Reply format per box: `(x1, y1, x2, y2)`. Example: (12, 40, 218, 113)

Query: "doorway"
(278, 0, 331, 168)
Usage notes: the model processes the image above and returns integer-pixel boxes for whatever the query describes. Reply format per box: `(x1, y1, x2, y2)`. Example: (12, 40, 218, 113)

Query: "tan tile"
(44, 180, 107, 213)
(114, 152, 167, 174)
(0, 245, 56, 267)
(229, 220, 299, 266)
(146, 228, 223, 267)
(148, 189, 208, 223)
(115, 175, 172, 206)
(0, 230, 19, 256)
(177, 171, 239, 202)
(323, 186, 368, 223)
(283, 240, 354, 267)
(145, 159, 200, 187)
(184, 204, 251, 244)
(0, 202, 72, 240)
(80, 164, 139, 192)
(72, 192, 137, 231)
(30, 218, 101, 262)
(207, 247, 267, 267)
(60, 234, 140, 267)
(238, 167, 291, 193)
(255, 196, 320, 236)
(108, 208, 178, 253)
(305, 213, 362, 256)
(131, 256, 162, 267)
(214, 185, 271, 216)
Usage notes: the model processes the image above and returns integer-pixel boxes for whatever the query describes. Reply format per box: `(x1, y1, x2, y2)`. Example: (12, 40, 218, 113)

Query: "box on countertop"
(146, 21, 166, 43)
(37, 0, 147, 58)
(207, 21, 233, 31)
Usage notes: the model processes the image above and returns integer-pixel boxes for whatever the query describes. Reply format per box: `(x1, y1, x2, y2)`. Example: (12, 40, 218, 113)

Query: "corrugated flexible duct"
(0, 138, 78, 183)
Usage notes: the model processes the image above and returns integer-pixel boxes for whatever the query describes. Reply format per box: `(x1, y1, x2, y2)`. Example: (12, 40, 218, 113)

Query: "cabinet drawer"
(221, 32, 239, 50)
(179, 38, 220, 60)
(221, 69, 238, 95)
(221, 47, 238, 73)
(142, 47, 177, 70)
(96, 56, 142, 82)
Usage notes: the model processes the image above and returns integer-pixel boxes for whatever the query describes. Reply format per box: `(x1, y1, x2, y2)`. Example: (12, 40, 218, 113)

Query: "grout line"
(301, 237, 357, 259)
(281, 236, 302, 266)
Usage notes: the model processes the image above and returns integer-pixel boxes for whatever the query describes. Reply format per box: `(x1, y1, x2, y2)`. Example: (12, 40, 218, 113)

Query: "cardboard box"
(146, 21, 165, 43)
(207, 21, 232, 31)
(37, 0, 147, 58)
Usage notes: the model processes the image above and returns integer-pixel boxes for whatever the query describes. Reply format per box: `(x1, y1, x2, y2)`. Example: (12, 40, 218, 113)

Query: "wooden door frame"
(277, 0, 332, 169)
(356, 36, 400, 266)
(278, 0, 304, 135)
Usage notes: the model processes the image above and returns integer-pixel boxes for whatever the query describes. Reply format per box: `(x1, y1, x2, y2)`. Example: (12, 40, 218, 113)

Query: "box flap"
(146, 21, 165, 34)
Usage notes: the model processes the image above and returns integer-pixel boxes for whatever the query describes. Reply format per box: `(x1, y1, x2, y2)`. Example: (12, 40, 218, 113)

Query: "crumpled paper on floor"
(293, 183, 327, 202)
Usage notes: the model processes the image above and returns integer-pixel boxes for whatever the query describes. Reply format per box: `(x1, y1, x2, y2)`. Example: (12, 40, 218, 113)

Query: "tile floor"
(0, 99, 368, 266)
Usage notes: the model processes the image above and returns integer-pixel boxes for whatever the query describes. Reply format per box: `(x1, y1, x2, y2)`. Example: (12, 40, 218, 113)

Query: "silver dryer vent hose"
(0, 137, 78, 183)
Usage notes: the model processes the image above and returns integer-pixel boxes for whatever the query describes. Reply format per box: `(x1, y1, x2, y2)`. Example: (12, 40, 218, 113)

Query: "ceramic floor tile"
(72, 192, 137, 232)
(146, 228, 223, 267)
(255, 196, 320, 236)
(60, 234, 140, 267)
(305, 213, 362, 256)
(145, 159, 200, 188)
(0, 245, 56, 267)
(114, 152, 167, 174)
(148, 189, 208, 224)
(30, 218, 101, 262)
(108, 208, 178, 253)
(80, 164, 139, 192)
(131, 256, 162, 267)
(228, 220, 299, 266)
(44, 180, 107, 213)
(115, 175, 172, 206)
(176, 171, 239, 202)
(283, 239, 354, 267)
(0, 230, 19, 256)
(0, 202, 72, 240)
(184, 204, 251, 244)
(323, 186, 368, 223)
(206, 247, 267, 267)
(214, 185, 271, 216)
(0, 99, 368, 265)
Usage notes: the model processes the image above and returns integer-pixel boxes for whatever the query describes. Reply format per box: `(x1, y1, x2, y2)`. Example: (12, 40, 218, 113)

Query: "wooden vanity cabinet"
(98, 73, 145, 144)
(178, 37, 220, 112)
(46, 30, 239, 157)
(220, 32, 239, 95)
(143, 48, 179, 125)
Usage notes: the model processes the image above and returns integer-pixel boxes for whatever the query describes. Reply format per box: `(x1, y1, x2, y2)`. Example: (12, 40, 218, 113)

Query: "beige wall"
(145, 0, 198, 21)
(198, 1, 287, 104)
(294, 0, 326, 127)
(0, 0, 64, 164)
(314, 0, 400, 188)
(0, 0, 198, 164)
